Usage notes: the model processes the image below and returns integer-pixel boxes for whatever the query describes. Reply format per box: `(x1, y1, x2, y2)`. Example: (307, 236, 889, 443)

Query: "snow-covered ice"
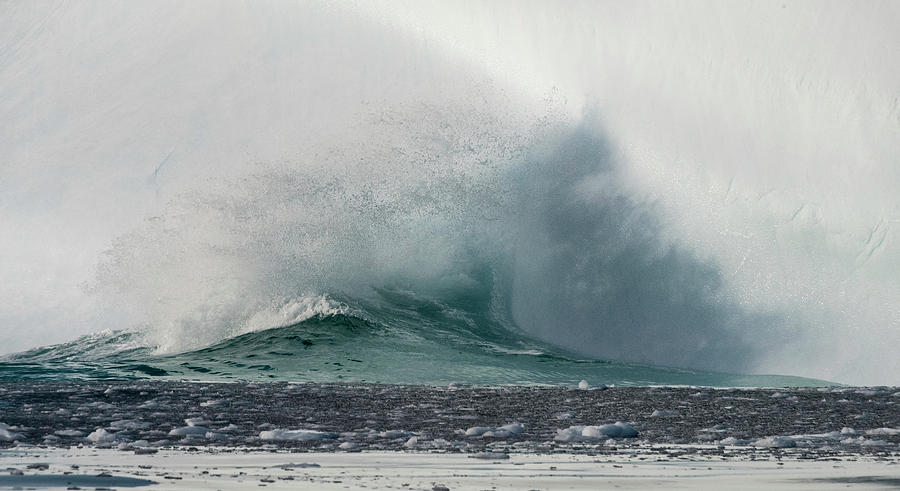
(0, 423, 23, 442)
(259, 429, 339, 441)
(464, 423, 524, 438)
(554, 422, 638, 442)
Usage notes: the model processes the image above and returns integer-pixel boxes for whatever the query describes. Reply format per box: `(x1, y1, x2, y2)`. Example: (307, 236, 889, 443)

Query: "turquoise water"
(1, 287, 832, 387)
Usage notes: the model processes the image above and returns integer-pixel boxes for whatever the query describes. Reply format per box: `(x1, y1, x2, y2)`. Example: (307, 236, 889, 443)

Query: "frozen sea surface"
(0, 382, 898, 457)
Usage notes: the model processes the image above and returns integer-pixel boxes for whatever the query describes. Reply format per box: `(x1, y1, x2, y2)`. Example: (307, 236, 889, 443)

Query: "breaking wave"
(1, 2, 898, 385)
(1, 290, 828, 387)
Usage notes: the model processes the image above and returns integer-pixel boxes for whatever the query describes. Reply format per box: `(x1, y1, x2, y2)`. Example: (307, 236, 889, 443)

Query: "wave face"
(1, 290, 827, 387)
(1, 2, 899, 385)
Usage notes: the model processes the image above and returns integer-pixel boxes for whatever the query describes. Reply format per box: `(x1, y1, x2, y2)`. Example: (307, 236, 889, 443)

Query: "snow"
(554, 422, 638, 442)
(2, 443, 897, 490)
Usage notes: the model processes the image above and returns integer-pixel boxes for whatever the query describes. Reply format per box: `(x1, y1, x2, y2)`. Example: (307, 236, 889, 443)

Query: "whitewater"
(1, 1, 899, 386)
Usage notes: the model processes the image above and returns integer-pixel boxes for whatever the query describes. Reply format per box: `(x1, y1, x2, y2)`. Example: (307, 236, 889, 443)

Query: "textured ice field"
(1, 382, 898, 454)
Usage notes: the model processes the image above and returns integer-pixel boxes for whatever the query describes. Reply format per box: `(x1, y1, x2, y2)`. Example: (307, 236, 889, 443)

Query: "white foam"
(240, 296, 350, 337)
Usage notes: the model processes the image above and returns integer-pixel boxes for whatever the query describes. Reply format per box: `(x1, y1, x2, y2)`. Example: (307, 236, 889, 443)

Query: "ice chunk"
(184, 417, 212, 427)
(753, 436, 796, 448)
(465, 426, 492, 436)
(87, 428, 118, 444)
(554, 422, 638, 442)
(53, 429, 85, 437)
(376, 430, 411, 439)
(168, 425, 210, 436)
(465, 423, 524, 438)
(258, 429, 339, 441)
(650, 410, 681, 418)
(0, 423, 23, 442)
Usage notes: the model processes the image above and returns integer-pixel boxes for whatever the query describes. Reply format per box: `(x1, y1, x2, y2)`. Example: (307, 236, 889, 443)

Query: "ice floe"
(259, 429, 339, 441)
(464, 423, 524, 438)
(753, 436, 797, 448)
(554, 422, 638, 442)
